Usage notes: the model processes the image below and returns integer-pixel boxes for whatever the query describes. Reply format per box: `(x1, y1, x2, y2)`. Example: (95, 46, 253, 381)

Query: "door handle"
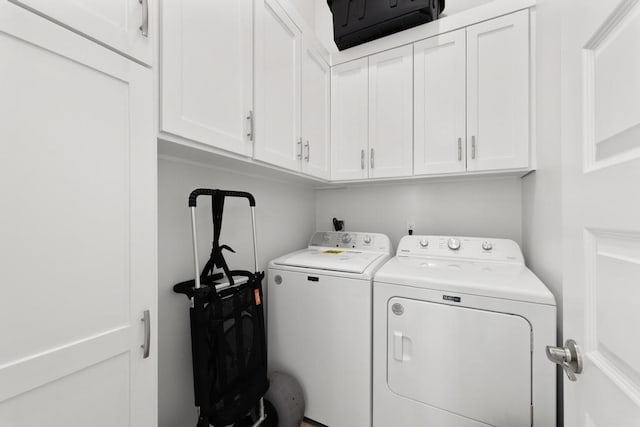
(361, 149, 365, 170)
(304, 141, 310, 162)
(246, 111, 254, 141)
(471, 135, 476, 159)
(546, 339, 582, 381)
(370, 148, 375, 169)
(394, 331, 403, 361)
(141, 310, 150, 359)
(139, 0, 149, 37)
(458, 137, 462, 161)
(297, 138, 303, 159)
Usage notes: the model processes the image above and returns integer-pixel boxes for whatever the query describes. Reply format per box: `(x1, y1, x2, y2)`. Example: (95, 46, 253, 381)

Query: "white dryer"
(373, 236, 556, 427)
(268, 231, 392, 427)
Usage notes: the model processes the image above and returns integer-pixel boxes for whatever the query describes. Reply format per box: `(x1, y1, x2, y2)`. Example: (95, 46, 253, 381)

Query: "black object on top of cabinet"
(327, 0, 445, 51)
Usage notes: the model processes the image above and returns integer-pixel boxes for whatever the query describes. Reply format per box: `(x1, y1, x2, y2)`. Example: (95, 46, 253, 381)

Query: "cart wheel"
(262, 399, 279, 427)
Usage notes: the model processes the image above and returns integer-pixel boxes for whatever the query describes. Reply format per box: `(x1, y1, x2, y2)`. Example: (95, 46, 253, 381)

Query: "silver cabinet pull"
(471, 136, 476, 159)
(546, 339, 583, 381)
(361, 149, 365, 170)
(297, 138, 303, 159)
(458, 137, 462, 161)
(139, 0, 149, 37)
(141, 310, 150, 359)
(304, 141, 310, 162)
(246, 111, 254, 141)
(370, 148, 374, 169)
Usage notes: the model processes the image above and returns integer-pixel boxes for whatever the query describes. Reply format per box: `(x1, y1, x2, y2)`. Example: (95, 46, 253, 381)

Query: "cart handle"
(188, 189, 256, 207)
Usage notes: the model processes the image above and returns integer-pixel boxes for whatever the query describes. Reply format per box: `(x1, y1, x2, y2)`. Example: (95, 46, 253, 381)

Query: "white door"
(161, 0, 253, 156)
(9, 0, 152, 64)
(414, 29, 466, 175)
(301, 37, 331, 180)
(368, 45, 413, 179)
(559, 0, 640, 424)
(0, 4, 156, 426)
(254, 0, 302, 172)
(467, 10, 529, 172)
(331, 58, 369, 181)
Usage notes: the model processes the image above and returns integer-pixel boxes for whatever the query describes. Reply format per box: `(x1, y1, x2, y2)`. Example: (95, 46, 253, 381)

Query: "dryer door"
(387, 297, 532, 427)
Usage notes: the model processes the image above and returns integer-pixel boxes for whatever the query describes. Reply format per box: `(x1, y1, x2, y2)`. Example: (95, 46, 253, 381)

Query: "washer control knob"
(482, 241, 493, 251)
(419, 238, 429, 248)
(363, 234, 372, 244)
(322, 233, 331, 242)
(447, 238, 461, 251)
(341, 233, 352, 244)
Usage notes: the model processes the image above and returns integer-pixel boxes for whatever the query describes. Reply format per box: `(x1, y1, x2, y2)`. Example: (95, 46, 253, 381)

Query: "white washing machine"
(268, 231, 392, 427)
(373, 235, 556, 427)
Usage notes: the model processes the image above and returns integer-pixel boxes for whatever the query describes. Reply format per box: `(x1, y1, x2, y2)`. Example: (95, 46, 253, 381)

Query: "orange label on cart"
(322, 250, 343, 254)
(254, 289, 261, 306)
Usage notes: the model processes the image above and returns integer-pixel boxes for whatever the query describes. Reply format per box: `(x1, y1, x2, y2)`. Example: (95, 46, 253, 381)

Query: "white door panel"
(368, 45, 413, 178)
(331, 58, 368, 181)
(561, 0, 640, 424)
(301, 39, 330, 180)
(414, 30, 467, 175)
(254, 0, 302, 171)
(387, 298, 531, 426)
(467, 10, 529, 171)
(0, 3, 156, 425)
(161, 0, 253, 156)
(9, 0, 152, 64)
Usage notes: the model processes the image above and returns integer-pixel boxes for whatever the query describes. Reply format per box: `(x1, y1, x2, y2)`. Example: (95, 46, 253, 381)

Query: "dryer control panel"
(397, 235, 524, 264)
(309, 231, 392, 253)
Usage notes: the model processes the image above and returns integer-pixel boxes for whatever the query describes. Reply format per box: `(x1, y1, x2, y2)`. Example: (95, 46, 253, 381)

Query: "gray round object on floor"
(265, 371, 305, 427)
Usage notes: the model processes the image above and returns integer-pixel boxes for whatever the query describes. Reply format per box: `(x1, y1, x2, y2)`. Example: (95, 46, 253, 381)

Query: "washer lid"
(273, 248, 384, 274)
(375, 256, 556, 305)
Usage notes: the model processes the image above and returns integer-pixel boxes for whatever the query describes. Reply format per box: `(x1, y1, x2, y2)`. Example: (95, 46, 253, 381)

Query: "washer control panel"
(309, 231, 392, 253)
(397, 235, 524, 263)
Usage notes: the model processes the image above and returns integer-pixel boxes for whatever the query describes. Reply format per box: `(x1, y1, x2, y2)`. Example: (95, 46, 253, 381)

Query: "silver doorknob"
(546, 339, 583, 381)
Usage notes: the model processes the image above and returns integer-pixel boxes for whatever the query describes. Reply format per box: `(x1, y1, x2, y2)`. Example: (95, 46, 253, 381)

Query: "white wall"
(157, 158, 316, 427)
(316, 177, 522, 249)
(521, 2, 563, 424)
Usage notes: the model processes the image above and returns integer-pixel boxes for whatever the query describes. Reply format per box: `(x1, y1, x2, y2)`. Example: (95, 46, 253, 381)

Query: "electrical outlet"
(406, 220, 415, 232)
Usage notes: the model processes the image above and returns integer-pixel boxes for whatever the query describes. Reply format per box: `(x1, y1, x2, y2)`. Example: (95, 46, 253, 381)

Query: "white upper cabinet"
(301, 37, 331, 180)
(254, 0, 302, 171)
(414, 29, 467, 175)
(161, 0, 253, 156)
(466, 10, 530, 171)
(10, 0, 152, 64)
(331, 57, 369, 181)
(368, 45, 414, 178)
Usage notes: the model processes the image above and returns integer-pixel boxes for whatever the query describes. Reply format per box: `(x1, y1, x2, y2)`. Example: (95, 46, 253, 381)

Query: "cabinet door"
(331, 58, 369, 181)
(254, 0, 302, 171)
(467, 10, 530, 171)
(10, 0, 152, 64)
(301, 38, 331, 180)
(161, 0, 253, 156)
(414, 30, 467, 175)
(0, 4, 156, 426)
(368, 45, 414, 178)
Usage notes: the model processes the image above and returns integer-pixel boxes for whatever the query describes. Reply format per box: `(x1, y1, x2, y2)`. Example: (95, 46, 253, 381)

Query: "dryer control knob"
(363, 235, 372, 244)
(322, 233, 331, 242)
(419, 238, 429, 248)
(482, 241, 493, 251)
(341, 233, 352, 244)
(447, 238, 461, 251)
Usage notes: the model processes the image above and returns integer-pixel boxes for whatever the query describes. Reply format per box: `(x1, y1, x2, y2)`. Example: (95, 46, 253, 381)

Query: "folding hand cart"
(174, 189, 272, 427)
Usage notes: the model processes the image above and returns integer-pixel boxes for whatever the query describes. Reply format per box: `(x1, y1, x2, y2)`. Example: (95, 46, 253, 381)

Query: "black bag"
(327, 0, 445, 50)
(174, 189, 269, 427)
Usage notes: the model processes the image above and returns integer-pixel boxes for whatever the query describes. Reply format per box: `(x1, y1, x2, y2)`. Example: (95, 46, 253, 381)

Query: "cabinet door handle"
(471, 136, 476, 159)
(246, 110, 254, 141)
(139, 0, 149, 37)
(361, 149, 365, 170)
(370, 148, 375, 169)
(304, 141, 310, 162)
(141, 310, 150, 359)
(297, 138, 303, 159)
(458, 137, 462, 161)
